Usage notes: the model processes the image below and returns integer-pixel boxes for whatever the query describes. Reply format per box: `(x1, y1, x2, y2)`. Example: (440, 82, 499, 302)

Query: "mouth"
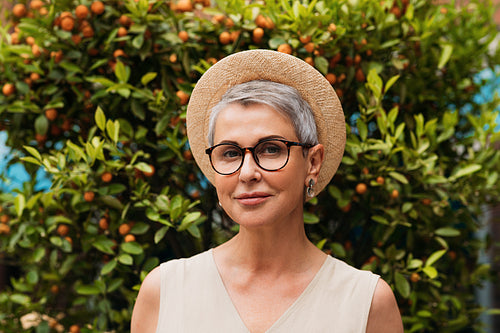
(235, 192, 271, 205)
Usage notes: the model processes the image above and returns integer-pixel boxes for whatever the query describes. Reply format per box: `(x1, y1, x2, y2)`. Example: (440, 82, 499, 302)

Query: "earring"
(307, 179, 315, 198)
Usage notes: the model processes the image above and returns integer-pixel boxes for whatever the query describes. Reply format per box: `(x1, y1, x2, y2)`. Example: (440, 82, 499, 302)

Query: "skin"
(131, 103, 403, 333)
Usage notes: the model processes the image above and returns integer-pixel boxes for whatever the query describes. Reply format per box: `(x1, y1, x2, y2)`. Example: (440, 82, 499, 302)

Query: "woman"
(131, 50, 403, 332)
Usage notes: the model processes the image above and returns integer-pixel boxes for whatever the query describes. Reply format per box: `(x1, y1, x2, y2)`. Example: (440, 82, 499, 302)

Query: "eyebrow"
(216, 135, 288, 146)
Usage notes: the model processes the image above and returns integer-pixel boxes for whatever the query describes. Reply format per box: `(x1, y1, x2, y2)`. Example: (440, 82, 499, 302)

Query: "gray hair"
(207, 80, 319, 148)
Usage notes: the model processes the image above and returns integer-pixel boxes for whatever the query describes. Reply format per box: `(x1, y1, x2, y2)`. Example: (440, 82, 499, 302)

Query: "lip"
(235, 192, 272, 205)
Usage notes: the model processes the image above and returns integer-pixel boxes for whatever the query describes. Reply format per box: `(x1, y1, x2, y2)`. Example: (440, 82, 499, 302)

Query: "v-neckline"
(208, 249, 331, 333)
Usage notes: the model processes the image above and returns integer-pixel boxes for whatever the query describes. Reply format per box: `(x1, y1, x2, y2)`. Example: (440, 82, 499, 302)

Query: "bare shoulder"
(366, 278, 404, 333)
(131, 265, 162, 333)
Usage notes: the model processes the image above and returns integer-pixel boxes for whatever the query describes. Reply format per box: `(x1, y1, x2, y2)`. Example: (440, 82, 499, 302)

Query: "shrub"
(0, 0, 499, 331)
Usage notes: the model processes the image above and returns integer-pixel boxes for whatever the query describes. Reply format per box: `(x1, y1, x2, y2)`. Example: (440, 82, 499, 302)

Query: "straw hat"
(186, 49, 345, 195)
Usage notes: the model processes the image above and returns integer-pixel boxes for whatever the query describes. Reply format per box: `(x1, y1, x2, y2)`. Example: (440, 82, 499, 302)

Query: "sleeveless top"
(155, 249, 379, 333)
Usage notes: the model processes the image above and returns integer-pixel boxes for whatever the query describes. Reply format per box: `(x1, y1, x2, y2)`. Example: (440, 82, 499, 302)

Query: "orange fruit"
(354, 54, 362, 65)
(50, 284, 59, 294)
(225, 18, 234, 28)
(83, 191, 95, 202)
(410, 273, 420, 283)
(390, 189, 399, 199)
(213, 14, 225, 23)
(60, 16, 75, 31)
(390, 6, 401, 18)
(51, 50, 63, 63)
(355, 183, 367, 195)
(119, 14, 132, 26)
(99, 218, 109, 230)
(30, 0, 43, 10)
(376, 176, 385, 185)
(71, 34, 82, 45)
(176, 90, 189, 105)
(169, 54, 177, 63)
(421, 198, 431, 206)
(340, 202, 352, 213)
(230, 30, 240, 42)
(176, 0, 193, 12)
(117, 27, 127, 37)
(69, 324, 81, 333)
(57, 224, 69, 237)
(32, 44, 41, 57)
(2, 83, 15, 96)
(328, 23, 337, 32)
(178, 30, 188, 42)
(82, 26, 94, 38)
(30, 73, 40, 81)
(118, 223, 131, 236)
(304, 42, 315, 53)
(13, 3, 27, 17)
(277, 43, 292, 54)
(255, 14, 267, 28)
(219, 31, 231, 45)
(299, 35, 311, 44)
(0, 215, 9, 224)
(304, 57, 314, 66)
(440, 7, 448, 14)
(183, 149, 193, 160)
(325, 73, 337, 84)
(65, 236, 73, 244)
(45, 108, 58, 121)
(355, 68, 365, 82)
(39, 7, 48, 15)
(60, 11, 73, 19)
(113, 49, 126, 58)
(101, 172, 113, 182)
(264, 17, 275, 29)
(252, 27, 264, 40)
(0, 224, 10, 234)
(124, 234, 136, 242)
(75, 5, 89, 19)
(10, 32, 19, 44)
(361, 167, 369, 175)
(90, 1, 105, 15)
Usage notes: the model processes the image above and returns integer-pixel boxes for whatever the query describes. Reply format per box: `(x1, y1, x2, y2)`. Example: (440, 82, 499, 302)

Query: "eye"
(257, 141, 284, 156)
(220, 146, 242, 159)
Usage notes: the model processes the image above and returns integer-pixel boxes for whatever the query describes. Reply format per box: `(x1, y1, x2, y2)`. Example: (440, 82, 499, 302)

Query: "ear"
(304, 144, 324, 187)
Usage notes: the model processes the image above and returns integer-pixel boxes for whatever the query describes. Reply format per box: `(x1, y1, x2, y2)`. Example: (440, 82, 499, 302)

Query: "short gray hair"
(207, 80, 319, 147)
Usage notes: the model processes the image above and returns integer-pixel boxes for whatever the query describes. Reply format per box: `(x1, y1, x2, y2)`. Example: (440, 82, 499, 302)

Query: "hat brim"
(186, 49, 345, 195)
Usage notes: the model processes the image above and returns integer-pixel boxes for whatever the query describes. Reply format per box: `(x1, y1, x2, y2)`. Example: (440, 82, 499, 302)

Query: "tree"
(0, 0, 499, 331)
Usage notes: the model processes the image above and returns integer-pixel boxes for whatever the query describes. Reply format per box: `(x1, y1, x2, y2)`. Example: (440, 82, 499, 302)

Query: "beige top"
(155, 249, 379, 333)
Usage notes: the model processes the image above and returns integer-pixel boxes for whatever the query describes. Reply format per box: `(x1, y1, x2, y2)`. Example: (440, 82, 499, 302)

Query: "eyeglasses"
(205, 139, 312, 175)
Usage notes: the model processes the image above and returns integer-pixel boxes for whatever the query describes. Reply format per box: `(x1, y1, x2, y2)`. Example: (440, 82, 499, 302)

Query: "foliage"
(0, 0, 499, 331)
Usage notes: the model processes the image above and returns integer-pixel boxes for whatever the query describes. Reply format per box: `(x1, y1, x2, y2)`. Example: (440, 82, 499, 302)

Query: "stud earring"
(307, 179, 315, 198)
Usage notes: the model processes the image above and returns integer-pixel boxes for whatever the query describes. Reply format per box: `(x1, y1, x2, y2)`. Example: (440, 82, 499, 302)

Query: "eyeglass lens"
(210, 140, 289, 174)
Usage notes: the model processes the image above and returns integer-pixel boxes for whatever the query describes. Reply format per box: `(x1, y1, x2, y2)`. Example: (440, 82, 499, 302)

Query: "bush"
(0, 0, 499, 331)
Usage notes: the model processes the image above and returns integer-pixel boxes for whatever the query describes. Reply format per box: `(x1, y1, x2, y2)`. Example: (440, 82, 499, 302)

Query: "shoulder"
(366, 279, 404, 333)
(131, 266, 162, 333)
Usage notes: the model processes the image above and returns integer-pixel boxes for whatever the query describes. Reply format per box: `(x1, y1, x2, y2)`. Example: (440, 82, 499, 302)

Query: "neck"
(216, 219, 325, 274)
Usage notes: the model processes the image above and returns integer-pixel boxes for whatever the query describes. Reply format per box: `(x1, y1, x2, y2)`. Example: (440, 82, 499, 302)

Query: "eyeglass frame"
(205, 138, 313, 175)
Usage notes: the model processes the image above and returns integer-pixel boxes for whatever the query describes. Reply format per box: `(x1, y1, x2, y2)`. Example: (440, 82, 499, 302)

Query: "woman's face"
(212, 103, 323, 229)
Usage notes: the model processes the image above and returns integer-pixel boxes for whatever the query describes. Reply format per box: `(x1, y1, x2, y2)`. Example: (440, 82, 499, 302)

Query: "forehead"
(213, 103, 296, 143)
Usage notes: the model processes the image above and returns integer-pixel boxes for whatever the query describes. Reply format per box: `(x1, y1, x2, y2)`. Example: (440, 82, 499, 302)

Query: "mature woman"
(131, 50, 403, 332)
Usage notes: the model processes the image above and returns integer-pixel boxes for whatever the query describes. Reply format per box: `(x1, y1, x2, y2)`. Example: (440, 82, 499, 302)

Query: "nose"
(238, 148, 261, 182)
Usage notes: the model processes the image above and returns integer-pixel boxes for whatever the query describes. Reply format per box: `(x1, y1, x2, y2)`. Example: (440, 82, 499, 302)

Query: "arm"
(366, 279, 404, 333)
(131, 266, 161, 333)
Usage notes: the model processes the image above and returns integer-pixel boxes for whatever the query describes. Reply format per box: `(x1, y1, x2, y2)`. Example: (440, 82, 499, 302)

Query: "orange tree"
(0, 0, 499, 331)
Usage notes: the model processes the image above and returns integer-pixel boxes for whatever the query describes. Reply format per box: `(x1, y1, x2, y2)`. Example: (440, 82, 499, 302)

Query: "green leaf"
(438, 44, 453, 69)
(407, 259, 423, 270)
(92, 237, 116, 255)
(20, 156, 41, 165)
(34, 115, 49, 135)
(179, 212, 202, 231)
(115, 60, 130, 83)
(141, 72, 157, 85)
(388, 171, 408, 184)
(121, 242, 143, 255)
(303, 212, 319, 224)
(101, 260, 117, 275)
(154, 226, 169, 244)
(14, 194, 25, 217)
(24, 145, 42, 160)
(357, 118, 368, 141)
(422, 266, 438, 279)
(314, 56, 329, 75)
(372, 215, 389, 225)
(426, 249, 447, 267)
(395, 272, 410, 298)
(10, 294, 31, 305)
(187, 224, 201, 238)
(118, 254, 133, 265)
(435, 227, 460, 237)
(367, 69, 383, 98)
(384, 75, 400, 93)
(450, 164, 482, 180)
(95, 107, 106, 131)
(75, 284, 101, 295)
